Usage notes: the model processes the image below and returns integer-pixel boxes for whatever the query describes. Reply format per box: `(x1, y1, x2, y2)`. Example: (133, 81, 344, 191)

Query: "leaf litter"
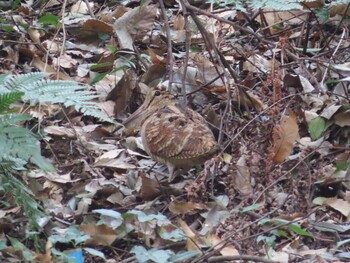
(1, 0, 350, 262)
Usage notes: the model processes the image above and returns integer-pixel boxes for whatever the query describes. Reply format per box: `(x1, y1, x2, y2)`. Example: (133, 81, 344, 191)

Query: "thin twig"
(320, 28, 346, 89)
(158, 0, 174, 90)
(181, 7, 190, 107)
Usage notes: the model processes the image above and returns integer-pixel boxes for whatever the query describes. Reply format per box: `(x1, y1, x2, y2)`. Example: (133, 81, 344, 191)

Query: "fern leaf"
(0, 113, 32, 125)
(0, 72, 49, 90)
(0, 73, 116, 123)
(0, 123, 55, 172)
(0, 91, 24, 113)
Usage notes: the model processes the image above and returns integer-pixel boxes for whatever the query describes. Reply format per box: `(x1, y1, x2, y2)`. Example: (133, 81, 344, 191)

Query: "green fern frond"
(0, 113, 32, 125)
(0, 72, 48, 91)
(0, 91, 24, 113)
(0, 117, 55, 172)
(0, 72, 115, 123)
(0, 166, 45, 229)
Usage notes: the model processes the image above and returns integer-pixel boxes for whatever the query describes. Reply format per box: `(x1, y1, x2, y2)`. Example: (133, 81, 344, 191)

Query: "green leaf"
(287, 223, 313, 237)
(0, 122, 55, 172)
(131, 246, 174, 263)
(8, 236, 33, 260)
(93, 209, 123, 229)
(0, 240, 7, 250)
(90, 62, 114, 71)
(308, 117, 326, 140)
(38, 13, 59, 27)
(271, 229, 289, 239)
(337, 238, 350, 248)
(336, 162, 350, 171)
(0, 25, 15, 32)
(312, 197, 326, 205)
(159, 228, 186, 241)
(0, 113, 32, 125)
(126, 210, 170, 224)
(257, 218, 270, 225)
(89, 72, 109, 85)
(0, 91, 24, 113)
(241, 203, 263, 213)
(49, 225, 90, 245)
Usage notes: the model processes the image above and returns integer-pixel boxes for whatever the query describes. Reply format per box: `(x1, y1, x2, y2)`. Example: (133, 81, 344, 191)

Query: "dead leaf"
(234, 153, 253, 195)
(113, 4, 158, 49)
(178, 219, 203, 252)
(269, 110, 299, 163)
(44, 126, 76, 137)
(140, 173, 161, 200)
(169, 200, 207, 215)
(80, 224, 118, 246)
(71, 0, 93, 14)
(208, 234, 239, 256)
(80, 19, 113, 39)
(106, 69, 137, 120)
(334, 111, 350, 127)
(32, 56, 71, 80)
(320, 104, 341, 120)
(324, 198, 350, 217)
(94, 150, 136, 169)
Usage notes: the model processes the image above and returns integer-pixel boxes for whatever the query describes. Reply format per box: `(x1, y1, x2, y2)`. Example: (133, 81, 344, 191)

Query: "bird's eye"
(154, 90, 161, 96)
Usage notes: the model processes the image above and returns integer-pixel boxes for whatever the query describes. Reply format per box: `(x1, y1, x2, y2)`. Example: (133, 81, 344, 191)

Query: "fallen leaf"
(113, 4, 158, 49)
(270, 110, 298, 163)
(178, 219, 203, 252)
(169, 200, 207, 215)
(208, 234, 239, 256)
(334, 111, 350, 127)
(79, 19, 113, 39)
(80, 224, 118, 246)
(140, 173, 161, 201)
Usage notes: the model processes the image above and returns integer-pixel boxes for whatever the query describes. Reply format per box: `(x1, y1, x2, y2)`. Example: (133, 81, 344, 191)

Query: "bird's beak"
(123, 103, 146, 127)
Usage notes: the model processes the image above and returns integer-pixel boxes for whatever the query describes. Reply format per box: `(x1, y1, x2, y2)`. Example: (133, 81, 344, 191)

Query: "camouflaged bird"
(124, 87, 219, 182)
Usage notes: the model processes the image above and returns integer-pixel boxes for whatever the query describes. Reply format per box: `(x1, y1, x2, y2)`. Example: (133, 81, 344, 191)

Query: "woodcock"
(124, 87, 220, 182)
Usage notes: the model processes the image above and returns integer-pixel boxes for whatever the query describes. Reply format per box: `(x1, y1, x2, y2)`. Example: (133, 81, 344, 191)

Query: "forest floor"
(1, 0, 350, 262)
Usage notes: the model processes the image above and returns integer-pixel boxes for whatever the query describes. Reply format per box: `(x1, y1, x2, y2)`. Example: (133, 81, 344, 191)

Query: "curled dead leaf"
(269, 110, 298, 164)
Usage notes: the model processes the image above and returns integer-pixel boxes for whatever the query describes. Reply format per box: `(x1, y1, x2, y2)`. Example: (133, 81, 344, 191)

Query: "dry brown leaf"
(329, 4, 350, 17)
(113, 4, 158, 49)
(106, 69, 137, 120)
(32, 56, 71, 80)
(169, 200, 207, 215)
(334, 111, 350, 127)
(300, 0, 324, 9)
(178, 219, 203, 252)
(270, 110, 298, 163)
(80, 224, 118, 246)
(208, 234, 239, 256)
(234, 153, 253, 196)
(140, 173, 161, 200)
(33, 241, 52, 263)
(80, 19, 113, 39)
(27, 29, 42, 44)
(324, 198, 350, 217)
